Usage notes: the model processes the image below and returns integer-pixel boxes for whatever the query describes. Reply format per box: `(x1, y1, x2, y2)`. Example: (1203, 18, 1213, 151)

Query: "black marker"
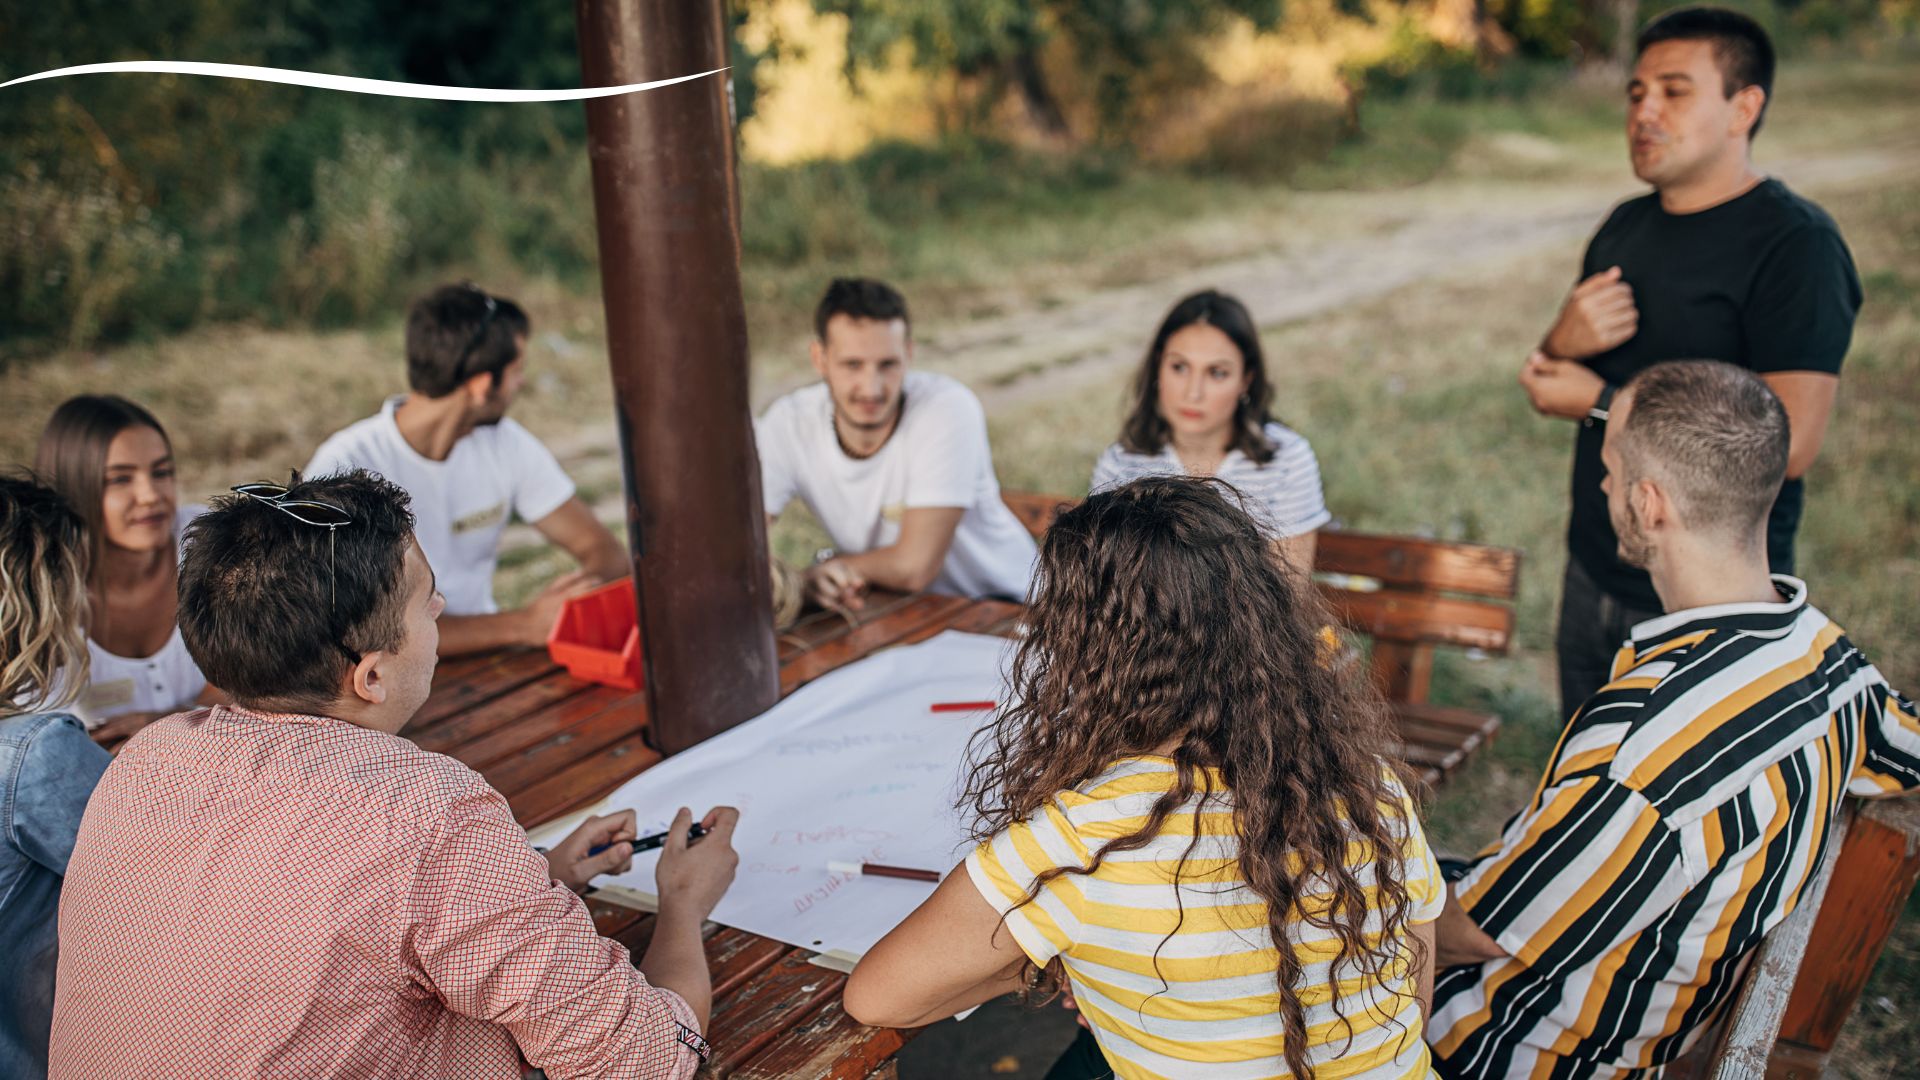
(589, 822, 709, 859)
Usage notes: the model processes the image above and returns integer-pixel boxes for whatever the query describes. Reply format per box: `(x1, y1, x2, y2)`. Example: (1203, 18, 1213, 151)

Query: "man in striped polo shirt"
(1428, 361, 1920, 1078)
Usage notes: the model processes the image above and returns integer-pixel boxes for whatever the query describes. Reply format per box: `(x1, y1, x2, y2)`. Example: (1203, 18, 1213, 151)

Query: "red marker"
(828, 860, 942, 883)
(930, 700, 997, 713)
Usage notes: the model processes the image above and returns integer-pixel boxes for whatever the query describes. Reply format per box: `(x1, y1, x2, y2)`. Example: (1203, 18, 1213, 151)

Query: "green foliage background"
(0, 0, 1910, 354)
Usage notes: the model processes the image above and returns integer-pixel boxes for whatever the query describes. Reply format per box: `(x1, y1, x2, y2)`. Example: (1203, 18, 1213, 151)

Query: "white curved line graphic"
(0, 61, 729, 102)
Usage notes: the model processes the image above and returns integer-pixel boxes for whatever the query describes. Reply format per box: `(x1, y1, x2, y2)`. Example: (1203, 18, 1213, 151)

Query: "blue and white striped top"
(1090, 422, 1331, 540)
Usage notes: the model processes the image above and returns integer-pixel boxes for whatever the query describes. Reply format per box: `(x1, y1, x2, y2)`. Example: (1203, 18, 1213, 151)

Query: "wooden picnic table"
(411, 590, 1025, 1079)
(408, 582, 1506, 1078)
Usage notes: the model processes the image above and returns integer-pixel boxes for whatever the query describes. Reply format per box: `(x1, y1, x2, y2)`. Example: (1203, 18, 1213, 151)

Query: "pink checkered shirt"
(51, 705, 703, 1079)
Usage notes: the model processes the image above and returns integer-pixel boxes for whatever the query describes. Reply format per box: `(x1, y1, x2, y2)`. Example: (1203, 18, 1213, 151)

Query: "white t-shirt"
(757, 372, 1037, 601)
(1090, 421, 1331, 539)
(305, 397, 575, 615)
(70, 505, 209, 730)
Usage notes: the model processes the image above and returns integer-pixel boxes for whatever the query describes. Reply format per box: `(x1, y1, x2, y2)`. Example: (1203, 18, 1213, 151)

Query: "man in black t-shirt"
(1518, 6, 1861, 719)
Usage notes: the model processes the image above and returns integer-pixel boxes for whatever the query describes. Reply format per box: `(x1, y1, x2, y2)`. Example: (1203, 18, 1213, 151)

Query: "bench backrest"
(1001, 490, 1522, 704)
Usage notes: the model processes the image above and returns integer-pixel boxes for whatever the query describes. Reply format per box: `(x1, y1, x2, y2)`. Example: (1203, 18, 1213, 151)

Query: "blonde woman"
(0, 475, 113, 1079)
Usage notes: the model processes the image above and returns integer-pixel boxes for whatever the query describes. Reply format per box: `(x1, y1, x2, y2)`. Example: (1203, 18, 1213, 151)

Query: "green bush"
(1346, 20, 1488, 101)
(0, 164, 182, 350)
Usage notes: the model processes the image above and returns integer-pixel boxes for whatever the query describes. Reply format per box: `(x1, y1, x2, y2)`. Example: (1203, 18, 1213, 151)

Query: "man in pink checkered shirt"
(51, 471, 738, 1079)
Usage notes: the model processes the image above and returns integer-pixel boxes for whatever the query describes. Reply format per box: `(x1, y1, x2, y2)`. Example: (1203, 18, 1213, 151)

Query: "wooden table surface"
(409, 591, 1025, 1079)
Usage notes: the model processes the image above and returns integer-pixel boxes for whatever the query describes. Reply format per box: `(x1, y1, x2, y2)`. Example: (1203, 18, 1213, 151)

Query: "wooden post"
(575, 0, 780, 754)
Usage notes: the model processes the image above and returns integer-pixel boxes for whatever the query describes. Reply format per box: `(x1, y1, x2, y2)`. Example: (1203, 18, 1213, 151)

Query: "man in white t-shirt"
(306, 283, 626, 655)
(758, 278, 1037, 609)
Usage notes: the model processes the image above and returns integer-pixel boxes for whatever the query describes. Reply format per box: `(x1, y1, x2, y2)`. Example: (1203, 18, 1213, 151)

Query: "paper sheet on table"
(592, 630, 1011, 960)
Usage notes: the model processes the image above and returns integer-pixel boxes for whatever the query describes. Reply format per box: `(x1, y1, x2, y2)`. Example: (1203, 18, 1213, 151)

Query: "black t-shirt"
(1567, 178, 1861, 609)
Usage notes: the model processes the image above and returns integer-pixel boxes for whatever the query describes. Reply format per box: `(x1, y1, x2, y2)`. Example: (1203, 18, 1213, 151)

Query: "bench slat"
(1319, 586, 1515, 654)
(1315, 530, 1521, 599)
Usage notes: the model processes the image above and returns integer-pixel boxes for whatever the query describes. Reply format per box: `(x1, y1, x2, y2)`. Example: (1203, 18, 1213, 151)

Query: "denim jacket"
(1, 711, 110, 1080)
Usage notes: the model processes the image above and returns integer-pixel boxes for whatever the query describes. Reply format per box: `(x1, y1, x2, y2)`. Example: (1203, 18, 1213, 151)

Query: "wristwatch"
(1584, 383, 1617, 428)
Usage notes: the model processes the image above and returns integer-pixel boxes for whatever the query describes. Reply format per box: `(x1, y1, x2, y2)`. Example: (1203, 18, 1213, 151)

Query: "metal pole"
(576, 0, 779, 754)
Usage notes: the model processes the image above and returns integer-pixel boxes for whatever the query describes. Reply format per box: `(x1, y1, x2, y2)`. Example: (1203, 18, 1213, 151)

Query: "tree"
(811, 0, 1284, 141)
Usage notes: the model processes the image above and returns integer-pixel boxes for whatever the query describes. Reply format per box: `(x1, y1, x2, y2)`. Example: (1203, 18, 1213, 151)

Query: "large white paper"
(590, 630, 1011, 958)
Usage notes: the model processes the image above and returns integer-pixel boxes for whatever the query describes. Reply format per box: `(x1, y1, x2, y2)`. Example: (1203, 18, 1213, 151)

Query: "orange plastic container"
(547, 577, 645, 690)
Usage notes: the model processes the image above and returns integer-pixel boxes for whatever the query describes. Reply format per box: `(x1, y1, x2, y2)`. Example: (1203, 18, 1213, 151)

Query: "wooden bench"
(1003, 490, 1520, 788)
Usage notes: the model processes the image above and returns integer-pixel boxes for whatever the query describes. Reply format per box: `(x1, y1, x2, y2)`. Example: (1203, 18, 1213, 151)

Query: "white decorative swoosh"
(0, 61, 728, 101)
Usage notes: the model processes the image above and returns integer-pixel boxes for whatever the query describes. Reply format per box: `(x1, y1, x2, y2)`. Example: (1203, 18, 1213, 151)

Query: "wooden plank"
(1005, 490, 1524, 602)
(895, 599, 1024, 645)
(416, 648, 561, 729)
(777, 591, 925, 660)
(611, 912, 661, 956)
(1774, 797, 1920, 1056)
(703, 928, 796, 1000)
(505, 731, 662, 828)
(1318, 586, 1514, 654)
(585, 893, 651, 940)
(732, 998, 911, 1080)
(448, 684, 643, 773)
(1392, 702, 1500, 774)
(704, 950, 847, 1077)
(1314, 530, 1521, 599)
(779, 595, 974, 695)
(475, 696, 650, 797)
(405, 673, 600, 758)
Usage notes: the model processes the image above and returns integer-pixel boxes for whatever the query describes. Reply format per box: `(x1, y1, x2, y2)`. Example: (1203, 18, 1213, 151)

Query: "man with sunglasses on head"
(307, 283, 626, 656)
(52, 471, 738, 1079)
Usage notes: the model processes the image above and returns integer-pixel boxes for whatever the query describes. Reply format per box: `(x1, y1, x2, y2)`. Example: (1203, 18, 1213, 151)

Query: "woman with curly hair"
(846, 477, 1442, 1079)
(0, 475, 113, 1079)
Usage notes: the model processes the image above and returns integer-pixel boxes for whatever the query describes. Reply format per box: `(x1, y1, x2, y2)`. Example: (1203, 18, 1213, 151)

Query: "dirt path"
(514, 137, 1920, 550)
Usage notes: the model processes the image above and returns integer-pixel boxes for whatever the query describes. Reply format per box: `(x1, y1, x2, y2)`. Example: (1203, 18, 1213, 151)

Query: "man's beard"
(834, 395, 901, 432)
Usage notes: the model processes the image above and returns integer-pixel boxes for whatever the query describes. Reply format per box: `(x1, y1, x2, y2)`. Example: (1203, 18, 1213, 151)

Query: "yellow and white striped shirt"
(966, 757, 1445, 1080)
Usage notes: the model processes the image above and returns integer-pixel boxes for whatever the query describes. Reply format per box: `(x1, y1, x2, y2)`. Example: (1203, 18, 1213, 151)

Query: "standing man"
(757, 278, 1038, 610)
(308, 283, 627, 656)
(1518, 6, 1862, 718)
(1431, 362, 1920, 1077)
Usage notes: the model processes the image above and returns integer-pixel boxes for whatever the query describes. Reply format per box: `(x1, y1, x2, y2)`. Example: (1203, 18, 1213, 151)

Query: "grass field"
(1, 51, 1916, 1075)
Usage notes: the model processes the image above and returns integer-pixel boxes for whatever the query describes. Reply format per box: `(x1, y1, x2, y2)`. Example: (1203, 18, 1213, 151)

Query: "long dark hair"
(1119, 289, 1277, 465)
(34, 394, 173, 577)
(963, 477, 1421, 1078)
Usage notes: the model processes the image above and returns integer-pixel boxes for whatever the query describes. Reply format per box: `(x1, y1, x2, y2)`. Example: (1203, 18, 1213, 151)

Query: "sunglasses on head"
(231, 482, 363, 665)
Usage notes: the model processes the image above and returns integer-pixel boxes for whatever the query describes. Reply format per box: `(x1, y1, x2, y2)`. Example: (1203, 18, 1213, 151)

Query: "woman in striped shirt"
(846, 477, 1443, 1079)
(1091, 290, 1330, 575)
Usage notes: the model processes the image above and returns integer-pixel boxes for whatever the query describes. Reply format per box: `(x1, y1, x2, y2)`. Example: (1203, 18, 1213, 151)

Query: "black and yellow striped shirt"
(1430, 577, 1920, 1078)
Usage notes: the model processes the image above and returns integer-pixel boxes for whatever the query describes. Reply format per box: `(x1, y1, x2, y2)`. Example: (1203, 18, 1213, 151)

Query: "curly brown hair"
(961, 476, 1424, 1078)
